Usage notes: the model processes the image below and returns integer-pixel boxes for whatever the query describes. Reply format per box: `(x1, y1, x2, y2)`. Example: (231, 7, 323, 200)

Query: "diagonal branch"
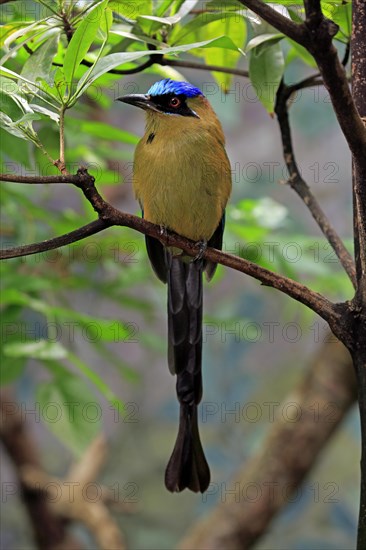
(0, 171, 347, 341)
(275, 82, 356, 288)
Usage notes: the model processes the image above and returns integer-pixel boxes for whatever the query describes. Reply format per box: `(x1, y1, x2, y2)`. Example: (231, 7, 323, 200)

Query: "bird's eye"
(169, 97, 181, 108)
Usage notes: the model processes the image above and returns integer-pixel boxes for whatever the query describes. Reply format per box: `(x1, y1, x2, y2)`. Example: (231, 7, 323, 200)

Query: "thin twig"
(0, 174, 83, 184)
(52, 55, 157, 75)
(161, 58, 249, 78)
(275, 82, 356, 288)
(0, 219, 110, 259)
(287, 72, 321, 94)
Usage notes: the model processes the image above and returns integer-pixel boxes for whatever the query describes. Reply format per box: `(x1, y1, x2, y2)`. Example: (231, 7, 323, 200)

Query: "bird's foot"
(193, 239, 207, 262)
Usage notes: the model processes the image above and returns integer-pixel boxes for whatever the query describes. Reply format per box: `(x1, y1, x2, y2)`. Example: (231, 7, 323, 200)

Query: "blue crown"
(147, 79, 203, 98)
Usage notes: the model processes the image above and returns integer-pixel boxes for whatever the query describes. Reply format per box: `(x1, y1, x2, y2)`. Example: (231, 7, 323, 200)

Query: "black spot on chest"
(147, 132, 155, 144)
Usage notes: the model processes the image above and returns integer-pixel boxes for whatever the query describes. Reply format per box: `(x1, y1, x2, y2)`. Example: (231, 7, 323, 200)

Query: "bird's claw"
(193, 240, 207, 262)
(159, 225, 168, 244)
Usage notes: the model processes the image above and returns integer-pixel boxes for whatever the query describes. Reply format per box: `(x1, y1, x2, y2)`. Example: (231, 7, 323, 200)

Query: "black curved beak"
(116, 94, 160, 113)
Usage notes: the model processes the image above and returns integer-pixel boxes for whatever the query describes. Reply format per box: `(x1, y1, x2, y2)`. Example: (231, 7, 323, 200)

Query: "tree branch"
(0, 170, 347, 341)
(179, 337, 356, 549)
(20, 436, 127, 550)
(237, 0, 307, 44)
(304, 0, 322, 25)
(351, 0, 366, 293)
(161, 58, 249, 78)
(351, 3, 366, 547)
(275, 82, 356, 288)
(0, 219, 110, 259)
(0, 173, 87, 184)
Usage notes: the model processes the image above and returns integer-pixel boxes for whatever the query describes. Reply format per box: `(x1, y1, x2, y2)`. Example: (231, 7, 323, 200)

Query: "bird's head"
(116, 79, 206, 120)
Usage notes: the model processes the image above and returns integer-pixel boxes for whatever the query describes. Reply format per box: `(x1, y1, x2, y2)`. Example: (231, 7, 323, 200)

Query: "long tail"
(164, 257, 210, 493)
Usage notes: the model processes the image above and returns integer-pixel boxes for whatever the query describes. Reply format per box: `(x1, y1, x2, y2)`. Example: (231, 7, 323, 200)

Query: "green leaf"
(101, 6, 114, 35)
(198, 15, 246, 91)
(30, 104, 59, 123)
(205, 0, 246, 9)
(0, 92, 24, 121)
(137, 13, 177, 28)
(330, 1, 352, 39)
(140, 0, 200, 25)
(0, 22, 31, 48)
(109, 27, 163, 48)
(246, 33, 284, 53)
(0, 128, 31, 165)
(286, 38, 317, 68)
(3, 20, 47, 49)
(68, 351, 124, 408)
(3, 340, 68, 360)
(34, 0, 59, 16)
(136, 0, 199, 32)
(63, 0, 109, 88)
(172, 12, 236, 44)
(155, 0, 175, 16)
(36, 374, 101, 456)
(0, 113, 30, 140)
(21, 33, 59, 86)
(249, 41, 285, 114)
(109, 0, 153, 21)
(0, 66, 61, 105)
(172, 0, 201, 21)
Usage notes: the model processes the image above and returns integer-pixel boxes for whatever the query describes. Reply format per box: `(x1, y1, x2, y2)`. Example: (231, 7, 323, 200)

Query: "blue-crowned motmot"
(117, 79, 231, 493)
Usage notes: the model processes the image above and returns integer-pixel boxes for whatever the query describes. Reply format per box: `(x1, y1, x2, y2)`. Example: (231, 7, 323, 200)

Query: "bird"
(117, 79, 231, 493)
